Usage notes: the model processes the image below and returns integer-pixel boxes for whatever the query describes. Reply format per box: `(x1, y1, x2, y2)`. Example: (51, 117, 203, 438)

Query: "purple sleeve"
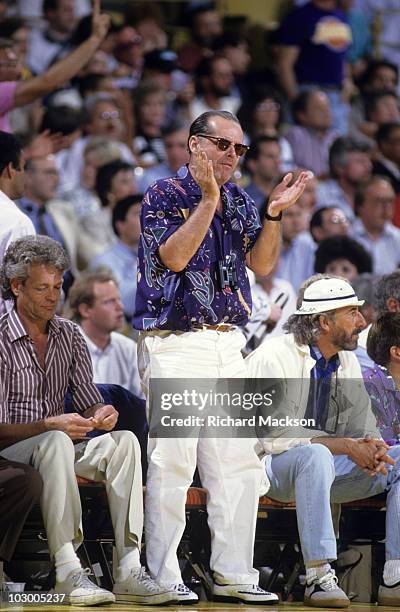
(276, 8, 306, 47)
(0, 82, 17, 115)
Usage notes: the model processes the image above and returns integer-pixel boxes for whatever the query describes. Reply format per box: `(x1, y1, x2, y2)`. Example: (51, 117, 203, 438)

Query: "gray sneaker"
(378, 580, 400, 606)
(170, 583, 198, 604)
(304, 569, 350, 608)
(113, 567, 179, 605)
(52, 568, 115, 606)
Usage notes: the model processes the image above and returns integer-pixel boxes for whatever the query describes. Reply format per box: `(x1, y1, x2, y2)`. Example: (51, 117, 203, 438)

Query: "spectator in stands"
(349, 59, 398, 145)
(96, 159, 137, 209)
(0, 235, 178, 606)
(365, 91, 400, 134)
(0, 17, 30, 74)
(364, 312, 400, 445)
(0, 0, 110, 133)
(133, 82, 167, 167)
(57, 92, 135, 193)
(275, 0, 352, 134)
(310, 206, 350, 243)
(68, 269, 141, 397)
(374, 123, 400, 227)
(212, 33, 251, 100)
(89, 195, 141, 321)
(112, 24, 144, 90)
(244, 136, 282, 213)
(314, 235, 372, 280)
(316, 136, 372, 222)
(353, 176, 400, 274)
(27, 0, 77, 74)
(238, 89, 294, 173)
(246, 275, 400, 608)
(0, 131, 35, 316)
(191, 55, 239, 119)
(19, 155, 81, 275)
(276, 202, 316, 291)
(142, 48, 178, 92)
(178, 2, 222, 73)
(286, 90, 338, 177)
(352, 273, 378, 327)
(124, 2, 167, 54)
(134, 109, 311, 605)
(357, 271, 400, 371)
(138, 122, 189, 193)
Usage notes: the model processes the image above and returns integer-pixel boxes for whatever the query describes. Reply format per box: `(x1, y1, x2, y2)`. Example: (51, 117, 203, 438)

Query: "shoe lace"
(72, 568, 96, 589)
(174, 583, 191, 594)
(319, 570, 339, 592)
(131, 567, 164, 594)
(251, 585, 270, 593)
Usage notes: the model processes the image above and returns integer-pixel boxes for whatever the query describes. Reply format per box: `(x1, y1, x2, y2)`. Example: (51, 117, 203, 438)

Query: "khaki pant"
(0, 430, 143, 559)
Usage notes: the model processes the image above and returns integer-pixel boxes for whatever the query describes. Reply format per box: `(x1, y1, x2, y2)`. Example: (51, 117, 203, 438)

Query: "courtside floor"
(1, 604, 400, 611)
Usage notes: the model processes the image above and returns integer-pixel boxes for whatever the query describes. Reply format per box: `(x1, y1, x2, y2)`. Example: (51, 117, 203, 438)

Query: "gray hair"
(84, 92, 118, 117)
(0, 235, 70, 301)
(374, 271, 400, 312)
(284, 273, 339, 345)
(352, 273, 378, 308)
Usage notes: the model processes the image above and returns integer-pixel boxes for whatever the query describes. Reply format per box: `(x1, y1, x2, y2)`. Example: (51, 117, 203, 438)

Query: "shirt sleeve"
(275, 8, 306, 47)
(0, 82, 17, 116)
(241, 190, 262, 253)
(0, 356, 9, 424)
(69, 325, 104, 412)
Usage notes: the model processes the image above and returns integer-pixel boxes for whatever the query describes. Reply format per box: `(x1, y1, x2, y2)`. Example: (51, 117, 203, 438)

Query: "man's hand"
(190, 150, 220, 203)
(91, 404, 118, 431)
(267, 171, 313, 217)
(265, 303, 282, 332)
(45, 414, 94, 439)
(347, 438, 395, 476)
(91, 0, 110, 43)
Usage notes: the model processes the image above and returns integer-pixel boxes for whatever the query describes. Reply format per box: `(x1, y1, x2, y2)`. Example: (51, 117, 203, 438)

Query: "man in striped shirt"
(0, 235, 178, 607)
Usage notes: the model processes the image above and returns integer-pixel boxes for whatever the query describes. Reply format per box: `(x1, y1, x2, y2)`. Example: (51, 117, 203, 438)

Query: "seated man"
(246, 276, 400, 608)
(0, 235, 177, 607)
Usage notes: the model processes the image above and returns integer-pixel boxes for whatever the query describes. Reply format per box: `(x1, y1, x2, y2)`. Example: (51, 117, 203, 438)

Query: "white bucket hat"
(295, 278, 365, 315)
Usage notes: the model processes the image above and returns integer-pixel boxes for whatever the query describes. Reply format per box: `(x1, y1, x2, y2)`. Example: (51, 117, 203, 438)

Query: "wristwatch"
(264, 209, 282, 221)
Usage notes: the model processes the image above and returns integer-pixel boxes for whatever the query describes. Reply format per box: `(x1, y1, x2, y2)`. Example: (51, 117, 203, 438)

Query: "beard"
(331, 325, 364, 351)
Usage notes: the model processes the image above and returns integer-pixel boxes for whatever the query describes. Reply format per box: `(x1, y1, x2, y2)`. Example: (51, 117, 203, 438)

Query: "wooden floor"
(1, 604, 400, 611)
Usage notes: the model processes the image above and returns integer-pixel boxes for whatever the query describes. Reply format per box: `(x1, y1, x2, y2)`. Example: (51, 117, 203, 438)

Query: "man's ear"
(188, 135, 199, 154)
(387, 297, 400, 312)
(5, 162, 14, 181)
(389, 345, 400, 362)
(78, 302, 91, 320)
(319, 313, 332, 333)
(10, 277, 21, 297)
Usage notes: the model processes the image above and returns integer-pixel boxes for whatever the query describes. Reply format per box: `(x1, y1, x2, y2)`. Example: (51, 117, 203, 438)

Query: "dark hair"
(189, 110, 240, 140)
(95, 160, 134, 207)
(376, 122, 400, 146)
(42, 0, 59, 14)
(314, 236, 372, 275)
(365, 90, 398, 120)
(161, 120, 187, 138)
(237, 86, 285, 137)
(40, 105, 86, 135)
(0, 17, 26, 39)
(359, 59, 399, 90)
(0, 131, 22, 174)
(112, 194, 142, 235)
(329, 136, 371, 177)
(68, 268, 118, 322)
(367, 312, 400, 367)
(245, 135, 279, 164)
(76, 74, 109, 98)
(310, 206, 333, 232)
(212, 32, 246, 52)
(354, 174, 393, 214)
(292, 89, 319, 121)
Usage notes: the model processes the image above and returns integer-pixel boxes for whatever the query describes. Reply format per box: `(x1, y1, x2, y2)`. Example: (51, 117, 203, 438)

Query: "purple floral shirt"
(363, 365, 400, 445)
(133, 165, 261, 331)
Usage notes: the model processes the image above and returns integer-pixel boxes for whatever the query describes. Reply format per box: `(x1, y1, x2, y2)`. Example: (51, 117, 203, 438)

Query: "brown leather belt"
(191, 323, 234, 332)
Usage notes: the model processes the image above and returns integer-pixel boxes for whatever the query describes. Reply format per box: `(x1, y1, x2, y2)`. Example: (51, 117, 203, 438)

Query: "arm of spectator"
(14, 0, 110, 108)
(0, 415, 95, 449)
(24, 130, 70, 159)
(83, 403, 118, 431)
(312, 436, 394, 475)
(276, 45, 300, 101)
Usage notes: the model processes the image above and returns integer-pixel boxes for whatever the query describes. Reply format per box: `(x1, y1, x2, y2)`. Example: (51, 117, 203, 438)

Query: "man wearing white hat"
(246, 275, 400, 608)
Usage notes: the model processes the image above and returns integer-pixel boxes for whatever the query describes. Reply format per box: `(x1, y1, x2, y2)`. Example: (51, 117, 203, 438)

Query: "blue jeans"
(266, 443, 400, 562)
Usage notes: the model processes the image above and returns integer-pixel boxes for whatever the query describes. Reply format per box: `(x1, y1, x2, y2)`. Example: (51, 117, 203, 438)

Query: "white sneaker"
(213, 582, 279, 604)
(170, 583, 199, 604)
(52, 568, 115, 606)
(113, 567, 179, 605)
(304, 569, 350, 608)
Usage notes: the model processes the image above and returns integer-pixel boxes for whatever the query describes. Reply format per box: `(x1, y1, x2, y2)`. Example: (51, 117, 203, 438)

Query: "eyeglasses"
(100, 110, 120, 120)
(197, 134, 249, 157)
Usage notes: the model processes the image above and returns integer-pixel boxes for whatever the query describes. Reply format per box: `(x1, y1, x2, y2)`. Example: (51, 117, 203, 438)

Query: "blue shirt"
(133, 165, 261, 331)
(277, 2, 352, 88)
(18, 198, 65, 246)
(245, 181, 267, 214)
(276, 231, 316, 292)
(89, 239, 138, 320)
(305, 344, 340, 431)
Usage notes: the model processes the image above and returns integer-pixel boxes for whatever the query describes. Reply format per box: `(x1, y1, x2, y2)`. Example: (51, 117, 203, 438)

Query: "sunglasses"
(197, 134, 249, 157)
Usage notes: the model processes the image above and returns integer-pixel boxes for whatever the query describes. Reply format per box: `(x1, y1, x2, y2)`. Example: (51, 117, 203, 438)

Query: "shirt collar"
(176, 164, 233, 202)
(7, 308, 61, 342)
(310, 344, 340, 371)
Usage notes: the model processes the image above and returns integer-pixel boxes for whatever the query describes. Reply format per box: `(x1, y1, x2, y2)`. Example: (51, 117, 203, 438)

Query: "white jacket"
(245, 333, 380, 454)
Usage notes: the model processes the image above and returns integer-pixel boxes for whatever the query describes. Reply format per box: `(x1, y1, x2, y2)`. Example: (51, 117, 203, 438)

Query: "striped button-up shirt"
(0, 309, 103, 424)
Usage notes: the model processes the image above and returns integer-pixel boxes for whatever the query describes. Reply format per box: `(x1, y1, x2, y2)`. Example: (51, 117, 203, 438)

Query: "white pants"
(0, 430, 143, 559)
(138, 328, 264, 586)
